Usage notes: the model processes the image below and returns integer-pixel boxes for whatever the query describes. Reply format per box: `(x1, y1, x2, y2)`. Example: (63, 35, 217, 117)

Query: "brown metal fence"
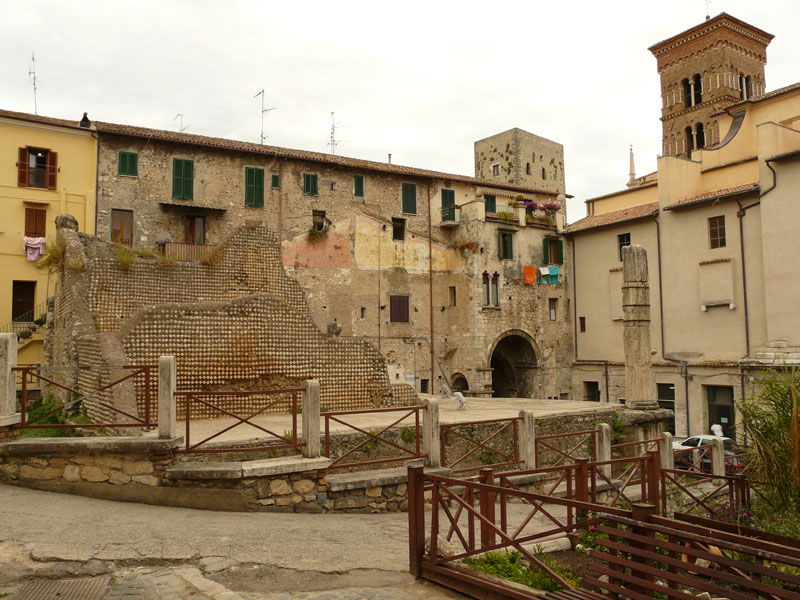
(535, 428, 598, 469)
(161, 241, 215, 262)
(440, 417, 522, 474)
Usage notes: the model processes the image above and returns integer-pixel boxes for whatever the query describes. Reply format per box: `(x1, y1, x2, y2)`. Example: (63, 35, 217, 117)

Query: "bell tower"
(648, 13, 773, 157)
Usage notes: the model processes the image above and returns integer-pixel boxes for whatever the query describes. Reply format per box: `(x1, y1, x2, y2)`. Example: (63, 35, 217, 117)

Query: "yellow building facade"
(0, 110, 96, 364)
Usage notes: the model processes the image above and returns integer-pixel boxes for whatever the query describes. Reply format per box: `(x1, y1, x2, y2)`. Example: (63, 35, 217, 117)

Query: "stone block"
(109, 470, 131, 485)
(123, 461, 154, 475)
(270, 479, 291, 495)
(132, 475, 160, 486)
(63, 464, 81, 482)
(366, 486, 382, 497)
(19, 465, 61, 480)
(290, 494, 303, 504)
(275, 496, 291, 506)
(96, 456, 123, 469)
(292, 478, 315, 494)
(71, 455, 96, 466)
(303, 494, 316, 501)
(27, 456, 49, 466)
(0, 463, 18, 478)
(396, 483, 407, 496)
(80, 466, 109, 482)
(296, 501, 323, 513)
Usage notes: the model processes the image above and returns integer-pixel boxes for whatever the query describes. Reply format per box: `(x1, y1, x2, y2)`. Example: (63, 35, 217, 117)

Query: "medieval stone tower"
(648, 13, 773, 157)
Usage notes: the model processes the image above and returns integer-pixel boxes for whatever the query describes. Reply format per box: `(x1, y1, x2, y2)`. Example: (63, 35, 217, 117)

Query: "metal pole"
(407, 465, 426, 578)
(427, 182, 434, 393)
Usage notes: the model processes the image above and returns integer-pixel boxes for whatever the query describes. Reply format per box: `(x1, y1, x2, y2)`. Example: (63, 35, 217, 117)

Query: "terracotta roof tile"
(0, 108, 87, 130)
(664, 182, 759, 210)
(726, 81, 800, 109)
(565, 202, 659, 234)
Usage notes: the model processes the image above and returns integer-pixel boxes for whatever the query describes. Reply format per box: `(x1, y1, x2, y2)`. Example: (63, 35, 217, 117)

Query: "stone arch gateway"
(488, 330, 538, 398)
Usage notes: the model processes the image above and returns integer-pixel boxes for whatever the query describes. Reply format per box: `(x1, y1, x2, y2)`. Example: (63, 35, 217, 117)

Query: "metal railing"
(322, 405, 425, 471)
(161, 241, 215, 262)
(176, 389, 305, 454)
(535, 428, 599, 470)
(2, 299, 48, 334)
(439, 417, 522, 474)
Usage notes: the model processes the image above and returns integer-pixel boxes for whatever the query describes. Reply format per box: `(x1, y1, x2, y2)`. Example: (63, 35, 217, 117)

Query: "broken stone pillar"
(158, 355, 177, 439)
(518, 410, 536, 469)
(423, 398, 441, 467)
(597, 423, 612, 480)
(622, 245, 659, 410)
(0, 334, 21, 427)
(302, 379, 321, 458)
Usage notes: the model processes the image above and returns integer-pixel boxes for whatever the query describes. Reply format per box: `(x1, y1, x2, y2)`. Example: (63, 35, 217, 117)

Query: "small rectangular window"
(24, 207, 47, 238)
(482, 273, 490, 306)
(484, 194, 496, 214)
(584, 381, 600, 402)
(244, 167, 265, 207)
(441, 189, 456, 222)
(271, 174, 280, 188)
(360, 307, 366, 319)
(353, 174, 365, 198)
(579, 316, 586, 332)
(498, 231, 514, 260)
(548, 298, 557, 321)
(491, 164, 500, 177)
(389, 295, 410, 323)
(185, 215, 206, 245)
(303, 173, 318, 196)
(709, 215, 726, 248)
(111, 209, 133, 246)
(118, 151, 138, 177)
(172, 158, 194, 200)
(448, 286, 457, 307)
(18, 147, 56, 189)
(312, 210, 327, 232)
(491, 273, 500, 307)
(617, 232, 631, 261)
(401, 183, 417, 214)
(392, 218, 406, 241)
(543, 237, 563, 265)
(420, 379, 430, 394)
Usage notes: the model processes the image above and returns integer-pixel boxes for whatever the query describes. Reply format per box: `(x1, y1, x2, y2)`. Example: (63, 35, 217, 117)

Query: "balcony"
(440, 206, 460, 228)
(161, 242, 216, 262)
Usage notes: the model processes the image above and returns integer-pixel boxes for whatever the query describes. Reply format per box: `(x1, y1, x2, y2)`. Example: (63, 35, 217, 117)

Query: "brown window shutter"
(400, 297, 409, 322)
(46, 151, 58, 190)
(17, 148, 28, 187)
(24, 208, 46, 237)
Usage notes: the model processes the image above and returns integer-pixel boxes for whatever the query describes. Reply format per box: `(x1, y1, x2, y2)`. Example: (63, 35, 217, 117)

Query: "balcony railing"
(161, 242, 215, 262)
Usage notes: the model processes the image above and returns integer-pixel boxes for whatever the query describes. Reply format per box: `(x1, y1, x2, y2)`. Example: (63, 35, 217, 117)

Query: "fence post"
(0, 334, 20, 429)
(659, 432, 674, 471)
(711, 437, 725, 479)
(597, 422, 612, 480)
(423, 398, 440, 467)
(407, 465, 426, 578)
(575, 458, 589, 521)
(645, 450, 660, 507)
(302, 379, 321, 458)
(479, 468, 496, 549)
(157, 355, 177, 439)
(518, 410, 536, 469)
(631, 503, 658, 595)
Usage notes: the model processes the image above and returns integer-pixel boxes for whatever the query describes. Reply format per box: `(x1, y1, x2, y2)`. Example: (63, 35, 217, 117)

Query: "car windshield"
(682, 438, 698, 446)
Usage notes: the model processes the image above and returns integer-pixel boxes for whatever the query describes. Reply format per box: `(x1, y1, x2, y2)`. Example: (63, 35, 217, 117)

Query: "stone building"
(82, 121, 574, 400)
(566, 13, 800, 440)
(650, 13, 773, 157)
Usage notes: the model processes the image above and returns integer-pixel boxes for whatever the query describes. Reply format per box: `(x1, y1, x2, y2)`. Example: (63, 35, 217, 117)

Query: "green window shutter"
(311, 174, 318, 195)
(543, 238, 551, 264)
(172, 158, 183, 198)
(556, 239, 564, 265)
(131, 153, 138, 176)
(498, 231, 504, 259)
(402, 183, 417, 214)
(441, 189, 455, 221)
(484, 194, 496, 214)
(304, 173, 318, 195)
(354, 175, 364, 197)
(244, 167, 255, 206)
(120, 151, 139, 176)
(271, 174, 280, 188)
(183, 160, 193, 200)
(255, 168, 264, 206)
(118, 152, 127, 175)
(506, 233, 513, 259)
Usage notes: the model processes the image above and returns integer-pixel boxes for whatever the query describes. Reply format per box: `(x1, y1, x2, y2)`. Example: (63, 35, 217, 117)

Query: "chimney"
(79, 112, 91, 128)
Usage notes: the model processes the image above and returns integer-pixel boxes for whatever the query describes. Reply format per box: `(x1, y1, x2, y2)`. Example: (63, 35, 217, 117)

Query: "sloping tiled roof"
(565, 202, 659, 234)
(648, 12, 773, 54)
(726, 81, 800, 109)
(0, 107, 568, 197)
(664, 182, 759, 210)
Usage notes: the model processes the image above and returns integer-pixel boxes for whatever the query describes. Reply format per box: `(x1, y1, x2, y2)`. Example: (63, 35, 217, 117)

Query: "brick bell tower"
(649, 13, 773, 158)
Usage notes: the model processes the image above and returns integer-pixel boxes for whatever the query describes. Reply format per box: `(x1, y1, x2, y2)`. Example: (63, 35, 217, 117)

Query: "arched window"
(482, 272, 490, 306)
(693, 73, 703, 104)
(526, 162, 531, 175)
(541, 167, 546, 180)
(490, 273, 500, 307)
(738, 74, 750, 100)
(685, 126, 694, 153)
(696, 123, 705, 149)
(682, 78, 692, 107)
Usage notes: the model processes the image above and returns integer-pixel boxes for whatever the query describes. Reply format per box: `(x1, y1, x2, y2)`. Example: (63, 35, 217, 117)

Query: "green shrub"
(464, 548, 578, 592)
(114, 245, 135, 271)
(399, 426, 416, 445)
(19, 395, 86, 438)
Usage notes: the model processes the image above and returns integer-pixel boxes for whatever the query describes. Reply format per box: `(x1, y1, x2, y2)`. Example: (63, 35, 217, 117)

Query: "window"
(303, 173, 318, 196)
(389, 295, 409, 323)
(693, 73, 702, 105)
(184, 215, 206, 245)
(491, 273, 500, 307)
(12, 281, 36, 322)
(448, 286, 457, 307)
(543, 237, 563, 265)
(739, 74, 751, 100)
(245, 167, 265, 207)
(312, 210, 327, 232)
(579, 316, 586, 332)
(401, 183, 417, 214)
(420, 379, 429, 394)
(360, 307, 366, 319)
(584, 381, 601, 402)
(441, 189, 456, 222)
(482, 272, 490, 306)
(695, 123, 705, 149)
(498, 231, 514, 260)
(709, 215, 726, 248)
(353, 174, 364, 198)
(484, 194, 496, 214)
(172, 158, 194, 200)
(548, 298, 558, 321)
(110, 209, 133, 246)
(685, 126, 694, 153)
(657, 383, 676, 434)
(271, 174, 280, 188)
(24, 208, 46, 238)
(682, 78, 692, 107)
(118, 151, 138, 176)
(526, 162, 531, 175)
(617, 232, 631, 261)
(541, 167, 546, 180)
(17, 147, 56, 189)
(491, 164, 500, 177)
(392, 218, 406, 241)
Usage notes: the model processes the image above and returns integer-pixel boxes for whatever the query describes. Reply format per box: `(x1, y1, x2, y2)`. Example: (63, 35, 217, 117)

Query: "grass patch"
(18, 395, 89, 438)
(464, 548, 579, 592)
(114, 245, 136, 271)
(399, 426, 416, 445)
(36, 240, 65, 270)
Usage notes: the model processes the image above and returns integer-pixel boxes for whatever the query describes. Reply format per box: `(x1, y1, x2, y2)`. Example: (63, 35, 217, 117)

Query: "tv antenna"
(705, 0, 711, 19)
(173, 113, 189, 132)
(253, 89, 276, 144)
(327, 112, 345, 154)
(28, 51, 38, 114)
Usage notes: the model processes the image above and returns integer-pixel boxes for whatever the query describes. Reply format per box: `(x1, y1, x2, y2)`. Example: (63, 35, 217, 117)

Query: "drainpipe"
(651, 215, 666, 359)
(603, 361, 609, 404)
(427, 181, 435, 393)
(570, 236, 578, 359)
(736, 197, 760, 358)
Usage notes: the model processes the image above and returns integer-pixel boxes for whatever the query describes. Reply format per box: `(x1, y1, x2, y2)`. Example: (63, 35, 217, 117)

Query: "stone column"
(711, 437, 726, 478)
(660, 432, 675, 471)
(158, 355, 177, 439)
(302, 379, 321, 458)
(423, 398, 440, 467)
(622, 245, 658, 410)
(518, 410, 536, 470)
(597, 423, 612, 480)
(0, 334, 20, 427)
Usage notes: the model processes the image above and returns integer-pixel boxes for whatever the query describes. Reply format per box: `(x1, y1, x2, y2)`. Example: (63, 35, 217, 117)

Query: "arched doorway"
(489, 332, 537, 398)
(451, 373, 469, 393)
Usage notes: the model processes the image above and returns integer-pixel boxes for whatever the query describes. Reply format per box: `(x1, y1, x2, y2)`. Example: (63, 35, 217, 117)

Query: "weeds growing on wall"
(399, 426, 416, 445)
(464, 547, 579, 592)
(36, 240, 65, 270)
(18, 395, 90, 438)
(136, 247, 156, 259)
(113, 245, 136, 271)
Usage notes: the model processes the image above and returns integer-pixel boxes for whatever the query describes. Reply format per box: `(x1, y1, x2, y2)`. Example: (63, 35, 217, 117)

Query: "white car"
(672, 435, 734, 452)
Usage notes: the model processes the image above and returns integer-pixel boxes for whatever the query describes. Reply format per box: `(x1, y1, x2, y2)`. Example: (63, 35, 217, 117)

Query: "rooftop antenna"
(28, 51, 38, 114)
(705, 0, 711, 19)
(253, 89, 276, 144)
(327, 112, 342, 154)
(172, 113, 189, 132)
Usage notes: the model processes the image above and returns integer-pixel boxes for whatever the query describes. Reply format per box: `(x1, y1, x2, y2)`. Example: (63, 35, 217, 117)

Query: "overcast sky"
(2, 0, 798, 220)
